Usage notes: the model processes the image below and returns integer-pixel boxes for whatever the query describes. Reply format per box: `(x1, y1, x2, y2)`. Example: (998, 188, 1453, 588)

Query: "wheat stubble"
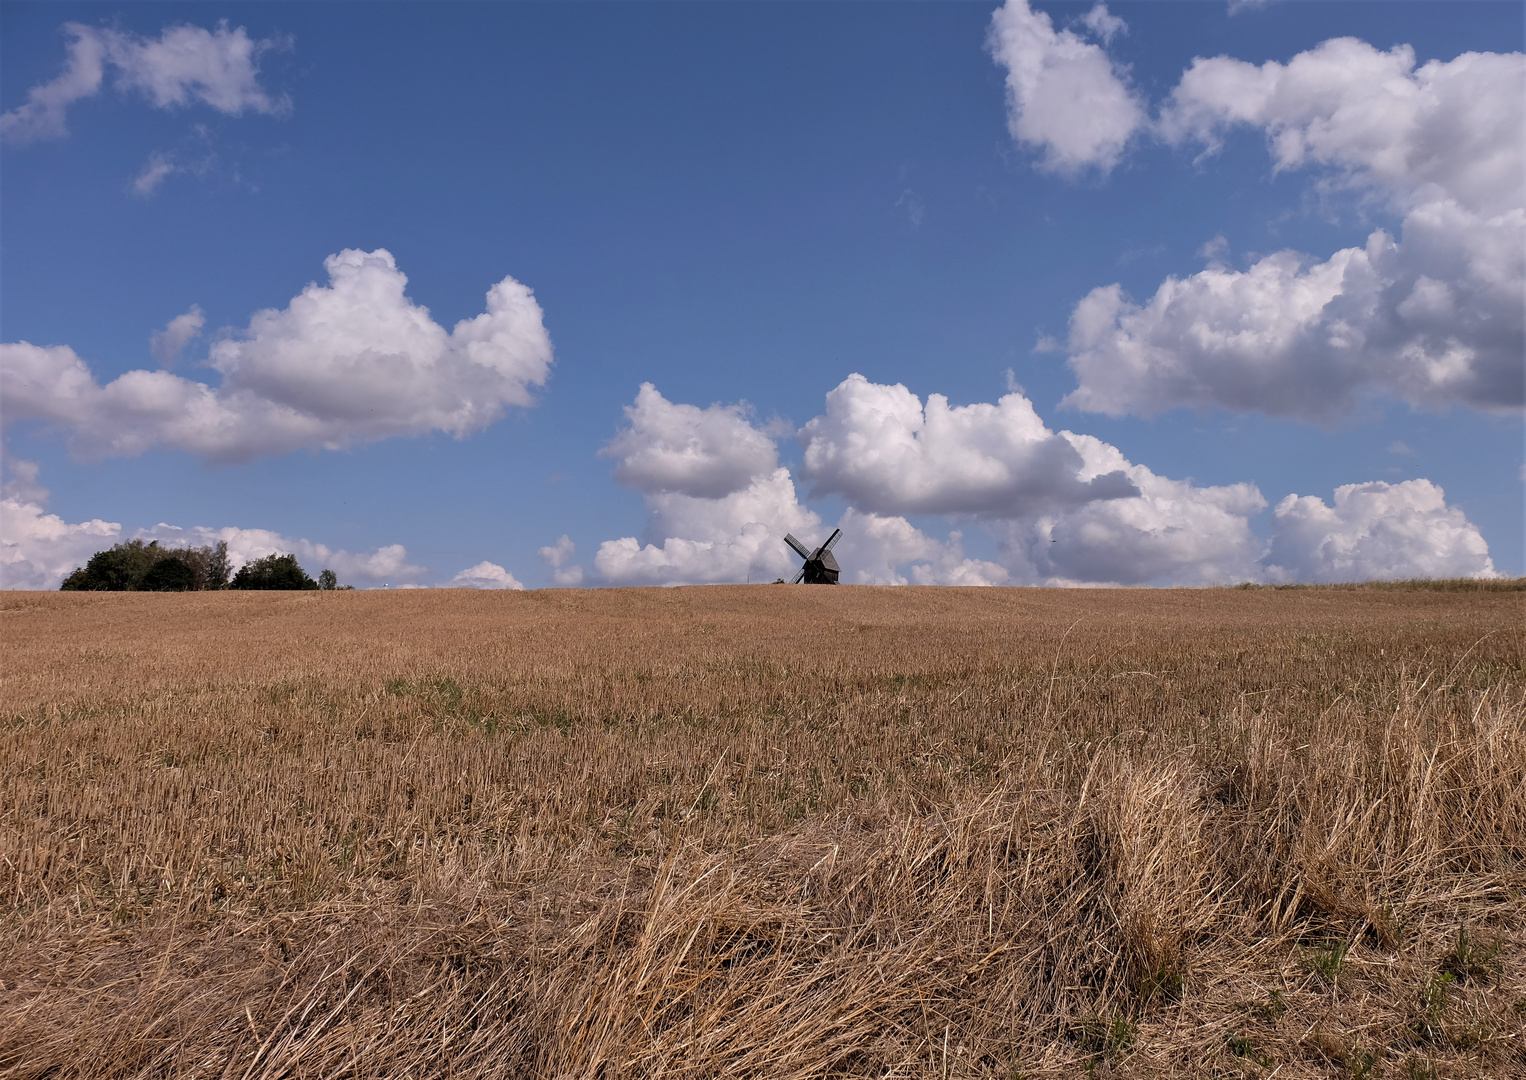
(1, 585, 1522, 1078)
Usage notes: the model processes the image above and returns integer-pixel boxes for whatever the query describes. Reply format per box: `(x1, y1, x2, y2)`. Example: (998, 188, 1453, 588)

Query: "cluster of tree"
(60, 541, 350, 592)
(61, 539, 230, 591)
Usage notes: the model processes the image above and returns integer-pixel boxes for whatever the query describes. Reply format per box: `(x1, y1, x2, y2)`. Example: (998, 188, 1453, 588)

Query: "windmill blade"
(791, 567, 806, 584)
(783, 533, 812, 560)
(821, 528, 843, 552)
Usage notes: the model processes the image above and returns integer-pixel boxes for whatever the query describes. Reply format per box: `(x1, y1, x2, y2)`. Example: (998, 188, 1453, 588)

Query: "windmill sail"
(782, 529, 842, 585)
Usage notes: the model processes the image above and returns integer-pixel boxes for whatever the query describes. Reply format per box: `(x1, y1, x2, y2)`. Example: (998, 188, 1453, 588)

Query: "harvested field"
(1, 585, 1522, 1079)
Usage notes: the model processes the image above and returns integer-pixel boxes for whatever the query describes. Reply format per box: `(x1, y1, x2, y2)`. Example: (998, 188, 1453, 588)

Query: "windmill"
(783, 528, 842, 584)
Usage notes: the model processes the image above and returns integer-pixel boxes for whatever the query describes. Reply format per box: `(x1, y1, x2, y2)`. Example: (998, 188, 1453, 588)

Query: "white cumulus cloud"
(1158, 40, 1521, 217)
(834, 509, 1010, 586)
(1, 20, 289, 144)
(141, 521, 425, 587)
(1002, 433, 1269, 586)
(578, 380, 1497, 589)
(794, 376, 1268, 586)
(446, 561, 525, 590)
(590, 378, 1266, 589)
(0, 453, 424, 591)
(1060, 38, 1524, 419)
(592, 383, 821, 586)
(0, 459, 120, 590)
(1, 248, 553, 462)
(0, 500, 121, 590)
(799, 373, 1137, 516)
(599, 382, 777, 498)
(987, 0, 1145, 175)
(594, 468, 823, 587)
(1264, 479, 1495, 583)
(0, 457, 420, 590)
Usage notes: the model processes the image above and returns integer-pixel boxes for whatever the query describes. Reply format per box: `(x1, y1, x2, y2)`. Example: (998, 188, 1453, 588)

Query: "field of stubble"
(1, 585, 1522, 1079)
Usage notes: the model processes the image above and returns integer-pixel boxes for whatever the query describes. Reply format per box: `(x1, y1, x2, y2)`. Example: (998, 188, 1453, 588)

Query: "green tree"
(230, 553, 319, 591)
(60, 539, 232, 591)
(59, 567, 92, 590)
(142, 557, 198, 591)
(319, 569, 339, 591)
(205, 541, 231, 589)
(61, 540, 163, 590)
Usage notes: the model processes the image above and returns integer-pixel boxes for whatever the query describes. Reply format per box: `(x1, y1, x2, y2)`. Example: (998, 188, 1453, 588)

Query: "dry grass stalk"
(1, 585, 1522, 1077)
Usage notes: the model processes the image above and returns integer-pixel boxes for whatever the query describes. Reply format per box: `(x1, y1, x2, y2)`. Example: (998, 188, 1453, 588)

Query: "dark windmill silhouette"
(783, 529, 842, 584)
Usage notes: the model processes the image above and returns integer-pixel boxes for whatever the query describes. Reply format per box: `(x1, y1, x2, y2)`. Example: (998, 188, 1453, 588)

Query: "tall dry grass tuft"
(1, 586, 1522, 1077)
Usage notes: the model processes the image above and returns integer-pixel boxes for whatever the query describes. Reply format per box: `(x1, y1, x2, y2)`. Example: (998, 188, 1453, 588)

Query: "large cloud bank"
(588, 382, 1013, 587)
(800, 375, 1266, 586)
(583, 377, 1493, 588)
(1, 20, 288, 144)
(989, 0, 1523, 420)
(1, 249, 553, 462)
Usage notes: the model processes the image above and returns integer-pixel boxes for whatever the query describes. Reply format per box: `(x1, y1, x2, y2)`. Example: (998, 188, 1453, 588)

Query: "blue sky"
(2, 1, 1521, 589)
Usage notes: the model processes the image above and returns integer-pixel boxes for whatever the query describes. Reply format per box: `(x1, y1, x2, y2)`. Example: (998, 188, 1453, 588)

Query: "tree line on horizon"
(60, 540, 350, 592)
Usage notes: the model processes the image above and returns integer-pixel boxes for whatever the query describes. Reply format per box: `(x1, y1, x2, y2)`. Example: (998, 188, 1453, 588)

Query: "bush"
(230, 553, 319, 591)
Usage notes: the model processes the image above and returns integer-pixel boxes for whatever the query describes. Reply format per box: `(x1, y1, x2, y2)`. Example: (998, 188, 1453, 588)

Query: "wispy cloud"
(131, 151, 178, 196)
(148, 306, 204, 367)
(2, 20, 290, 144)
(538, 535, 584, 586)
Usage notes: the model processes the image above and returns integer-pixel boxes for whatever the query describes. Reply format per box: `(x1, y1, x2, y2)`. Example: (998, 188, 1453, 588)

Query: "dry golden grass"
(1, 585, 1522, 1079)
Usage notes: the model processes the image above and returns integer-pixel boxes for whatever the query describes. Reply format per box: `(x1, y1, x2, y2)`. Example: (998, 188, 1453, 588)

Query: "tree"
(62, 540, 165, 590)
(205, 541, 231, 589)
(142, 557, 198, 591)
(319, 569, 339, 591)
(230, 553, 319, 590)
(60, 539, 233, 591)
(59, 566, 94, 590)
